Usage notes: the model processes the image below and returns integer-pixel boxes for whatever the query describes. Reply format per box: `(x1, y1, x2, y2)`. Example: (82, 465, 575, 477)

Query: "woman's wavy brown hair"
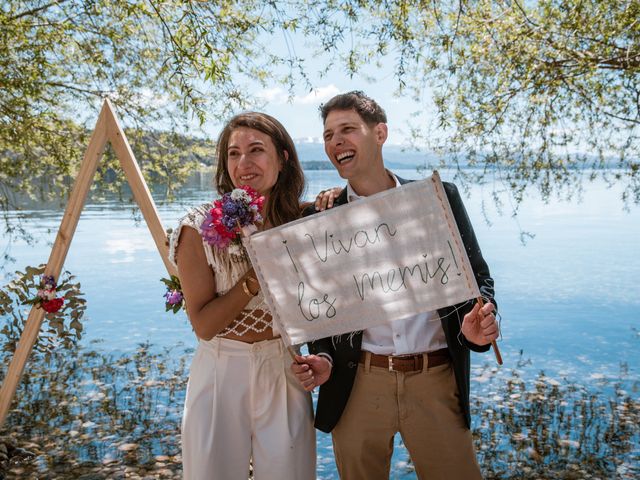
(215, 112, 305, 227)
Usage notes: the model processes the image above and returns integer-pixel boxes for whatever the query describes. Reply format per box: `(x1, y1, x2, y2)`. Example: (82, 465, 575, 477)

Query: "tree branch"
(6, 0, 70, 22)
(44, 81, 108, 97)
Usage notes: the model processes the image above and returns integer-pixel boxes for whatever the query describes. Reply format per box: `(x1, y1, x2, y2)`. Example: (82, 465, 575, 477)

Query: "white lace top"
(168, 203, 272, 336)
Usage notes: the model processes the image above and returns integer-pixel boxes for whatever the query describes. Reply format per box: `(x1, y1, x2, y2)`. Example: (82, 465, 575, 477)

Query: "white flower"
(231, 188, 251, 203)
(228, 243, 242, 255)
(242, 224, 258, 236)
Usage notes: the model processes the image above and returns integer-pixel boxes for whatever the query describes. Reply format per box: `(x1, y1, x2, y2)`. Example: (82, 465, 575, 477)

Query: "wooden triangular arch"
(0, 99, 178, 426)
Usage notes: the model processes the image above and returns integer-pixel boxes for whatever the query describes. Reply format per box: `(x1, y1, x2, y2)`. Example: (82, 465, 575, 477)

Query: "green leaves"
(0, 0, 290, 243)
(293, 0, 640, 208)
(1, 0, 638, 237)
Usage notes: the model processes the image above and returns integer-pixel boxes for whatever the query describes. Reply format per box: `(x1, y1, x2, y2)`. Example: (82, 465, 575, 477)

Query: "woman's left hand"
(315, 187, 343, 211)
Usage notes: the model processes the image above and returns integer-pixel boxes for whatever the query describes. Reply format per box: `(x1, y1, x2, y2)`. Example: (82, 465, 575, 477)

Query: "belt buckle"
(388, 354, 420, 372)
(388, 355, 406, 372)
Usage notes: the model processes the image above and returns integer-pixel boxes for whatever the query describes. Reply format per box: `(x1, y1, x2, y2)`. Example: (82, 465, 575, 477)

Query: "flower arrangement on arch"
(0, 265, 86, 356)
(200, 185, 265, 250)
(24, 274, 65, 313)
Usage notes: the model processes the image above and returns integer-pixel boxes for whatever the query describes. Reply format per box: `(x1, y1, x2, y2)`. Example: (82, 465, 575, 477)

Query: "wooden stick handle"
(477, 297, 503, 365)
(287, 345, 300, 363)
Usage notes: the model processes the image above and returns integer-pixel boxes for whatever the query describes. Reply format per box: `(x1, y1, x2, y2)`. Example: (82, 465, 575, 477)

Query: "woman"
(168, 112, 315, 479)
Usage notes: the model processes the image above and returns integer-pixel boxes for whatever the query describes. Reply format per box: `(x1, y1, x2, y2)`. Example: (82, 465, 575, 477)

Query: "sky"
(245, 81, 427, 146)
(200, 30, 435, 147)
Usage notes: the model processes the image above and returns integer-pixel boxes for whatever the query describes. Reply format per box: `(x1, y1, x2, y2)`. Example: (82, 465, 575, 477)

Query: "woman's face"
(226, 127, 283, 196)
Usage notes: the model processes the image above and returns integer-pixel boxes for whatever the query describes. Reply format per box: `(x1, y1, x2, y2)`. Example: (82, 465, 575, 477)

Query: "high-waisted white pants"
(181, 337, 316, 480)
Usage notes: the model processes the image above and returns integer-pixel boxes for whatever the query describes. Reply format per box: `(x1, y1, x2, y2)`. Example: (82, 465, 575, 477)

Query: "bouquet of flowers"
(161, 275, 184, 313)
(200, 185, 265, 250)
(23, 274, 65, 313)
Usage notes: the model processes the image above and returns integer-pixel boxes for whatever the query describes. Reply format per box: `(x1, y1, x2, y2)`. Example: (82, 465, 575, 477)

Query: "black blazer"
(305, 176, 496, 433)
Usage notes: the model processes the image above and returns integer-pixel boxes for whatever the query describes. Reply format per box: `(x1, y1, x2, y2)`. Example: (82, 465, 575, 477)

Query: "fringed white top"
(168, 203, 272, 336)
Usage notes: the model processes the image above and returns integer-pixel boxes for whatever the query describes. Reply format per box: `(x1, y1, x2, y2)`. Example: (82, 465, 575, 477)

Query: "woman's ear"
(281, 149, 289, 170)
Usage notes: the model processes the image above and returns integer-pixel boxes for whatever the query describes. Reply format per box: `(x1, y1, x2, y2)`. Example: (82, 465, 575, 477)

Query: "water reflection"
(1, 169, 639, 478)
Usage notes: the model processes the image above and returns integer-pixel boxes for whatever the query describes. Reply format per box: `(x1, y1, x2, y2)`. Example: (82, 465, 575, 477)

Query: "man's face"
(322, 109, 387, 181)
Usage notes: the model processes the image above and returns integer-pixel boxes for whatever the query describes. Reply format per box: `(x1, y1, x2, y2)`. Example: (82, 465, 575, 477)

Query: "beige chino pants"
(331, 353, 482, 479)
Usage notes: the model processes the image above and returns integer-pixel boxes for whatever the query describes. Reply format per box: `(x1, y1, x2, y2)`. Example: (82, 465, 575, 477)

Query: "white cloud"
(255, 87, 289, 104)
(254, 84, 341, 107)
(293, 85, 340, 105)
(134, 87, 171, 109)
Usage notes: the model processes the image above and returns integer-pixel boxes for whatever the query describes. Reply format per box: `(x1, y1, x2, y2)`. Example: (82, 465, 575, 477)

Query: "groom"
(292, 91, 499, 479)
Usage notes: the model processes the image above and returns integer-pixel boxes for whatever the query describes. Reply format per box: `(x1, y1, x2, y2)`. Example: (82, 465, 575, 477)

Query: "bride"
(169, 112, 315, 479)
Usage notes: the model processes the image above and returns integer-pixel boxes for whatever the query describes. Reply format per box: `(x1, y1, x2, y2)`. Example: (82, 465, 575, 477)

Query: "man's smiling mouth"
(336, 151, 355, 164)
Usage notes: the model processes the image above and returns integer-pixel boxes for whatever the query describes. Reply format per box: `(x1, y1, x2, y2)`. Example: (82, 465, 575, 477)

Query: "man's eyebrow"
(324, 121, 355, 135)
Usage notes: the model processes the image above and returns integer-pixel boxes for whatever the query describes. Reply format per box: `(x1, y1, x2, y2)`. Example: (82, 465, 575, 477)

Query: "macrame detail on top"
(168, 203, 274, 337)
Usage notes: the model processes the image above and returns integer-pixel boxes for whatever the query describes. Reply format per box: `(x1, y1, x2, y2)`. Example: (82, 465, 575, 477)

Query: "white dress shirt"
(347, 173, 448, 355)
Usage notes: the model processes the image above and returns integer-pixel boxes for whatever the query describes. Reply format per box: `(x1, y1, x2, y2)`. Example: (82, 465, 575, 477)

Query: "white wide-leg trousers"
(181, 337, 316, 480)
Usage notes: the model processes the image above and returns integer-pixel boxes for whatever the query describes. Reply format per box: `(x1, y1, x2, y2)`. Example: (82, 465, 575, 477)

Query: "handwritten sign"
(243, 172, 480, 346)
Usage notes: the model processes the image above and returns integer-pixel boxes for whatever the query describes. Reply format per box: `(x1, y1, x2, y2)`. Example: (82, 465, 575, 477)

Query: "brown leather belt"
(360, 348, 450, 372)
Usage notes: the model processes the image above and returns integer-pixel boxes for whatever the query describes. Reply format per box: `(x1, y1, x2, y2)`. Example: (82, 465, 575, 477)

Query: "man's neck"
(349, 168, 395, 197)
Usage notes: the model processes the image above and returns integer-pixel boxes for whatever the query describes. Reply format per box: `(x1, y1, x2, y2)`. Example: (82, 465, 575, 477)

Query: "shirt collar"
(346, 170, 400, 202)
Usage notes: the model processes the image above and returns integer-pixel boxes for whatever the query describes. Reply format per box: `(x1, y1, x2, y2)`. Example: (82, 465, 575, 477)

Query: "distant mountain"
(294, 141, 442, 170)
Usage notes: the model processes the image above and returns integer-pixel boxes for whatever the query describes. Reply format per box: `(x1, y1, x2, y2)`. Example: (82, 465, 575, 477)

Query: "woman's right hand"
(241, 268, 260, 297)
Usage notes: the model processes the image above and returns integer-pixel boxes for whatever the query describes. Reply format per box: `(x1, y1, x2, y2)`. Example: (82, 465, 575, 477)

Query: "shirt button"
(347, 361, 357, 369)
(395, 334, 400, 338)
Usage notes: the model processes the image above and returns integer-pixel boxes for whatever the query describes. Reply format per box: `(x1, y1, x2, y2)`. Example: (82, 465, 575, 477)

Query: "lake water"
(2, 167, 639, 478)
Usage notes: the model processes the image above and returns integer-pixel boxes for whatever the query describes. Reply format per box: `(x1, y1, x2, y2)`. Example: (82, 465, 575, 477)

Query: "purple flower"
(41, 275, 56, 290)
(165, 290, 183, 305)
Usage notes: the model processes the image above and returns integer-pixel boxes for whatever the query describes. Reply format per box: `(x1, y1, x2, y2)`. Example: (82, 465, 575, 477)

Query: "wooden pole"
(104, 99, 177, 277)
(0, 102, 111, 426)
(430, 171, 503, 365)
(477, 296, 503, 365)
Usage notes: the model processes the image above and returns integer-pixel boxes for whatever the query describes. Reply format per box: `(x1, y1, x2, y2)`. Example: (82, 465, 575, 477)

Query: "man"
(292, 91, 499, 479)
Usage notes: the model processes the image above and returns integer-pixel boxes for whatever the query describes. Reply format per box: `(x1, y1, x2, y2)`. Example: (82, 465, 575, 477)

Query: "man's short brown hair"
(319, 91, 387, 125)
